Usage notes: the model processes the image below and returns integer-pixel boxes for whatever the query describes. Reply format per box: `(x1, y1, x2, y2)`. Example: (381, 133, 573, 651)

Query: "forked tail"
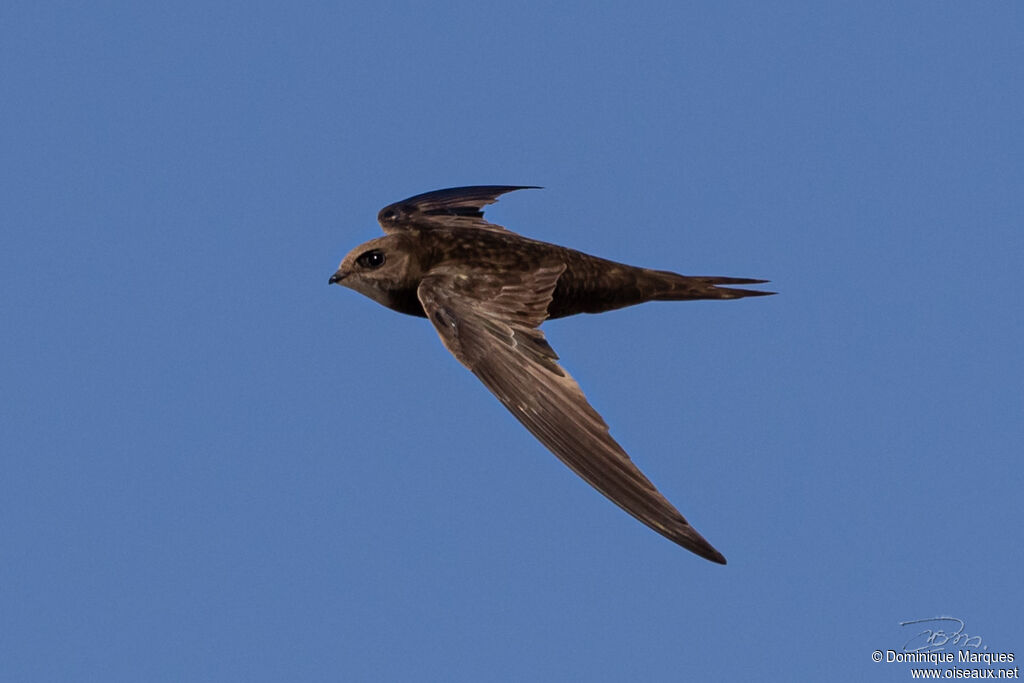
(646, 270, 776, 301)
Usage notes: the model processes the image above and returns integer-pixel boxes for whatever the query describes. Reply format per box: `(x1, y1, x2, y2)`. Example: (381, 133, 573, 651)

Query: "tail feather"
(647, 270, 776, 301)
(693, 275, 770, 285)
(700, 286, 775, 299)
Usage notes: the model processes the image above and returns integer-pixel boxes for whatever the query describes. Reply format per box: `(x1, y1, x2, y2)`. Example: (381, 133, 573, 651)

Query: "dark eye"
(356, 250, 385, 269)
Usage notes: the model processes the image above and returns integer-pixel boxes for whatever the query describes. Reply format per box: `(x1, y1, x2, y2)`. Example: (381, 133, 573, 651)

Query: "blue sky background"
(3, 2, 1022, 681)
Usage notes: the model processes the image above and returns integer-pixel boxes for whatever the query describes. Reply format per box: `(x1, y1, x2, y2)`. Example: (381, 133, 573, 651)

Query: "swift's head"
(328, 234, 424, 310)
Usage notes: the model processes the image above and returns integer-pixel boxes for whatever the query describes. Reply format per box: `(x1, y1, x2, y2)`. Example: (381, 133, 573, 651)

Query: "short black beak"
(328, 271, 345, 285)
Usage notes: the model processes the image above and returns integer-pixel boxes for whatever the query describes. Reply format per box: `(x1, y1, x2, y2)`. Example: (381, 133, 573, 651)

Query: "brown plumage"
(330, 186, 773, 563)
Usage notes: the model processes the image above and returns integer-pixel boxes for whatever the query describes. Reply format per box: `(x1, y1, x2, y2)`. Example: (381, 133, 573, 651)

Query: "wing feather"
(378, 185, 540, 233)
(417, 266, 726, 563)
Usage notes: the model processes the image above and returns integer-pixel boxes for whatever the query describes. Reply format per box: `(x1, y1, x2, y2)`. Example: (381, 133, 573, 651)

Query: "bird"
(329, 185, 773, 564)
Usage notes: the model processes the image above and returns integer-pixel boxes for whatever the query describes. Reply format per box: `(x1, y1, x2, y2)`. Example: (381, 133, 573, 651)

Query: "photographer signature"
(900, 616, 985, 652)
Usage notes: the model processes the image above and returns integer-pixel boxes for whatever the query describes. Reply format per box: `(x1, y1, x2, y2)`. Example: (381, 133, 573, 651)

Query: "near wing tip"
(687, 541, 726, 564)
(673, 524, 727, 564)
(690, 539, 727, 564)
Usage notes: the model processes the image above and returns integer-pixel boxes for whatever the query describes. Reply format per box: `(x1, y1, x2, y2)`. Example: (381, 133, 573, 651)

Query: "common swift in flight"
(329, 186, 772, 564)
